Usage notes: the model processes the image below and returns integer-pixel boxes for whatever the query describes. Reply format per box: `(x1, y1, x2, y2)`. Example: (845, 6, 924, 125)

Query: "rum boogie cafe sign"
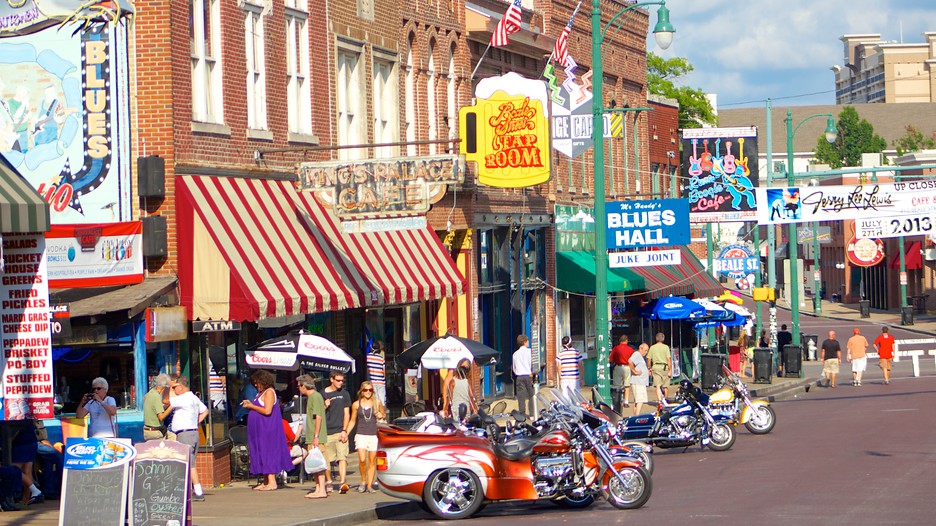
(605, 199, 689, 250)
(756, 181, 936, 225)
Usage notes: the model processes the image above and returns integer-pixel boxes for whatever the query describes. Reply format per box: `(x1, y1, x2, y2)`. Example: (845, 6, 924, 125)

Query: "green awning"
(556, 251, 645, 294)
(0, 155, 50, 233)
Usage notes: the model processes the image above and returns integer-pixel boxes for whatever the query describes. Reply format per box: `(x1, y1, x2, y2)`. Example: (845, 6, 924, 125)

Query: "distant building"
(832, 33, 936, 104)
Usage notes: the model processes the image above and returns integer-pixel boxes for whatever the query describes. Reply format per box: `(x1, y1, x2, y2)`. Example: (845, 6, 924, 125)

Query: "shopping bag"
(304, 446, 328, 474)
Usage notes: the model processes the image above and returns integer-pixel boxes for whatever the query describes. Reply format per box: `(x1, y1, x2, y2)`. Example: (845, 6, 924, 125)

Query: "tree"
(646, 52, 717, 129)
(814, 106, 887, 169)
(893, 125, 936, 156)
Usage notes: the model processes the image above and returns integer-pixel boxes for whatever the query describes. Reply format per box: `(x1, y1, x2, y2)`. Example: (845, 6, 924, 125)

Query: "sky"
(648, 0, 936, 109)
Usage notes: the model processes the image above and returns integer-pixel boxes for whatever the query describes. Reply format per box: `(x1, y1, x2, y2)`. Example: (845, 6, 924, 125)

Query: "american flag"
(491, 0, 523, 48)
(553, 1, 582, 67)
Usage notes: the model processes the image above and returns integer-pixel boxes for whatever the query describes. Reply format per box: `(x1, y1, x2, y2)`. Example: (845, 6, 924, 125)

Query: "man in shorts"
(168, 376, 209, 501)
(873, 326, 895, 385)
(322, 372, 351, 493)
(628, 343, 651, 416)
(846, 327, 869, 386)
(610, 335, 634, 412)
(647, 333, 672, 402)
(820, 330, 842, 388)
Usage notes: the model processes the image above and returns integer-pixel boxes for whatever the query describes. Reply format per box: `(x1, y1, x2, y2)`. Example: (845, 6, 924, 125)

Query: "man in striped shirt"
(367, 341, 387, 405)
(557, 336, 583, 394)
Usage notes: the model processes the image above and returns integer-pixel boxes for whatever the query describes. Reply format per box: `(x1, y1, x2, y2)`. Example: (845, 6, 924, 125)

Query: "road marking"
(880, 409, 917, 412)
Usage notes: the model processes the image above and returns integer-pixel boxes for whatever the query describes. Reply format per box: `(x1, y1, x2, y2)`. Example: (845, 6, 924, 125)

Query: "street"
(362, 364, 936, 525)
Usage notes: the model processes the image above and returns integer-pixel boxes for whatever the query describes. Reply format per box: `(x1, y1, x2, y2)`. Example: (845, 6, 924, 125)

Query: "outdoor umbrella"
(717, 290, 744, 305)
(692, 299, 733, 319)
(639, 297, 706, 320)
(723, 302, 753, 318)
(396, 335, 499, 370)
(246, 331, 356, 374)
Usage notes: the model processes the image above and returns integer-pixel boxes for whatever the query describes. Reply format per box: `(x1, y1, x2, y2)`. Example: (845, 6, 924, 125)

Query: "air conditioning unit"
(924, 248, 936, 261)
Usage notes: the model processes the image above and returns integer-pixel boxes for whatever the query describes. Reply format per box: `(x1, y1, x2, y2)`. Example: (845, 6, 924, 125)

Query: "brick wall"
(195, 442, 232, 487)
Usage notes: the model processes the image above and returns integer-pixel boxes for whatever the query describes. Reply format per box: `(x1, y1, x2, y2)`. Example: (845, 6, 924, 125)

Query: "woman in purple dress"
(240, 369, 293, 491)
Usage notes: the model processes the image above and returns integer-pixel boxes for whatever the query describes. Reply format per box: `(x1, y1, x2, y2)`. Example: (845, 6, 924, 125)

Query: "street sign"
(193, 320, 242, 333)
(605, 199, 690, 250)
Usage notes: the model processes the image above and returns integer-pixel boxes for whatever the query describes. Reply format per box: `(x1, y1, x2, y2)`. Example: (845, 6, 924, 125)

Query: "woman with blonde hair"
(345, 380, 385, 493)
(442, 358, 476, 419)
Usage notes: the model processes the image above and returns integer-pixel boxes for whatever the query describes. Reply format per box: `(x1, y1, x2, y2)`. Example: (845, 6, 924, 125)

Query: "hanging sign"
(681, 127, 759, 223)
(756, 181, 936, 225)
(846, 236, 885, 267)
(609, 249, 681, 268)
(605, 198, 689, 250)
(713, 244, 760, 279)
(855, 215, 933, 239)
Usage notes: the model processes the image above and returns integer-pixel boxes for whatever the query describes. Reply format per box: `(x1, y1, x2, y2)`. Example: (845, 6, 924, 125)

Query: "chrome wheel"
(605, 465, 652, 509)
(745, 405, 776, 434)
(708, 422, 736, 451)
(423, 468, 484, 520)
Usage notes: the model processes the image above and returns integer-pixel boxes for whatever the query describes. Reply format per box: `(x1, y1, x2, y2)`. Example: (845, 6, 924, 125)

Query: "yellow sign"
(459, 73, 551, 188)
(751, 287, 776, 302)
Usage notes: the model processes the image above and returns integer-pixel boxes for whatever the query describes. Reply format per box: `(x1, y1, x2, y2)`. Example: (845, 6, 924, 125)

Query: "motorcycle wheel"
(423, 468, 485, 520)
(551, 492, 595, 508)
(707, 422, 736, 451)
(618, 442, 653, 475)
(744, 404, 776, 435)
(603, 465, 652, 510)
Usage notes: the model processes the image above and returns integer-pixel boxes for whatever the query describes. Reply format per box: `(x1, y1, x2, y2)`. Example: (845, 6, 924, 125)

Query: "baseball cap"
(853, 328, 860, 334)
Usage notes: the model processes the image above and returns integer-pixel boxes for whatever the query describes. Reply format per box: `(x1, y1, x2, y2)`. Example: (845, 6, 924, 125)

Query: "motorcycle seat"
(493, 437, 537, 461)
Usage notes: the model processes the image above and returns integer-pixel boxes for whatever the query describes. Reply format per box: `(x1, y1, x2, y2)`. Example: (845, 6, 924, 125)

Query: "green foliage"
(893, 125, 936, 156)
(646, 52, 717, 129)
(814, 106, 887, 169)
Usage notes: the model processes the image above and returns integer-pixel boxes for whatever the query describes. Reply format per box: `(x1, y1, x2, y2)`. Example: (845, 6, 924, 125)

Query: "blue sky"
(648, 0, 936, 108)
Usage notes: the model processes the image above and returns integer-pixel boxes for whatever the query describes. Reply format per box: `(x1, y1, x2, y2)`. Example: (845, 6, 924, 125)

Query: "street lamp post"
(592, 0, 674, 400)
(784, 109, 837, 348)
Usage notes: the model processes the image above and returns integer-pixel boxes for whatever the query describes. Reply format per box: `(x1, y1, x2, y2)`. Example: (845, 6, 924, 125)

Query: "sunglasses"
(93, 387, 105, 391)
(361, 388, 373, 393)
(333, 379, 345, 383)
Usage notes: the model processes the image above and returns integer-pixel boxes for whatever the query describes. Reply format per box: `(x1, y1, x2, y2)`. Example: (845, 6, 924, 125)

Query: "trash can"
(700, 353, 725, 392)
(859, 300, 871, 318)
(801, 334, 819, 361)
(902, 306, 914, 326)
(782, 344, 802, 378)
(752, 347, 773, 384)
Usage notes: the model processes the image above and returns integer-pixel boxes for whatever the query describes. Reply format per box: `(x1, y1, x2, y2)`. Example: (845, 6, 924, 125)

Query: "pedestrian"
(758, 328, 769, 348)
(556, 336, 583, 394)
(10, 418, 43, 506)
(366, 341, 387, 406)
(820, 330, 842, 388)
(609, 335, 634, 412)
(142, 373, 174, 441)
(168, 376, 209, 501)
(75, 377, 118, 438)
(240, 370, 293, 492)
(776, 324, 793, 376)
(322, 371, 351, 494)
(648, 333, 672, 402)
(738, 332, 754, 378)
(345, 381, 385, 493)
(512, 335, 535, 416)
(443, 359, 476, 419)
(846, 327, 869, 386)
(404, 368, 419, 405)
(297, 374, 328, 499)
(873, 326, 895, 385)
(235, 374, 259, 425)
(628, 343, 651, 416)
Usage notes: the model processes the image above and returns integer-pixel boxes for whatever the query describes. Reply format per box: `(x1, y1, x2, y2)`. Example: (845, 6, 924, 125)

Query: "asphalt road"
(363, 367, 936, 525)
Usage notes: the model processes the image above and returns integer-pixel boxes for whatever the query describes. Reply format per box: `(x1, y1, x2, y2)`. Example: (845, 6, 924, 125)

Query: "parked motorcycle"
(709, 364, 777, 434)
(617, 379, 736, 452)
(377, 388, 652, 520)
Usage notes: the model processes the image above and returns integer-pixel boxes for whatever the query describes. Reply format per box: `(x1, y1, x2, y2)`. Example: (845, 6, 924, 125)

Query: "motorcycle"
(377, 388, 652, 520)
(709, 364, 777, 434)
(616, 379, 736, 452)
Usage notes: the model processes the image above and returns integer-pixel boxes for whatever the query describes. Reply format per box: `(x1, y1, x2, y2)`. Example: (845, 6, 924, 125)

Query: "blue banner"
(713, 244, 760, 279)
(606, 198, 690, 249)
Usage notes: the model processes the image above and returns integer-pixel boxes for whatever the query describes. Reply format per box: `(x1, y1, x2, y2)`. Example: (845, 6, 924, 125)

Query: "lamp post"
(784, 109, 837, 347)
(592, 0, 674, 400)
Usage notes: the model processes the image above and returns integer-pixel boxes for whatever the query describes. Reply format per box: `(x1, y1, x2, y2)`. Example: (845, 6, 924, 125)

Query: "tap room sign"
(681, 127, 759, 223)
(605, 199, 690, 250)
(755, 181, 936, 225)
(459, 72, 551, 188)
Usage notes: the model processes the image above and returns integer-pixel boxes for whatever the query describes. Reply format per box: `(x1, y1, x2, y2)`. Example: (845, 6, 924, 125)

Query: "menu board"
(0, 233, 54, 419)
(60, 465, 129, 526)
(130, 440, 191, 526)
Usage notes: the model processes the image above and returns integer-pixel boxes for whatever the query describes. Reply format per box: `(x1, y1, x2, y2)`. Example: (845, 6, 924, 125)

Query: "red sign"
(846, 236, 885, 267)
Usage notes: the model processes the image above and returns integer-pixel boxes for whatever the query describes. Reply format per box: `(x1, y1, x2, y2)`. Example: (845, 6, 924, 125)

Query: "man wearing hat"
(846, 328, 869, 386)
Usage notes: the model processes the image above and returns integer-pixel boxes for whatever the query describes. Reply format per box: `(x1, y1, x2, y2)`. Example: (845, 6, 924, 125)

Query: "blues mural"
(680, 126, 759, 223)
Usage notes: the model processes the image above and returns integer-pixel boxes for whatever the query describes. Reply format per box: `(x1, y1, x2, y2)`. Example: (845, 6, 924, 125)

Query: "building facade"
(833, 32, 936, 104)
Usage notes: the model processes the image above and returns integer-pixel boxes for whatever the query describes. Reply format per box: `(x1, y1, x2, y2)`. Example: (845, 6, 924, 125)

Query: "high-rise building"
(832, 32, 936, 104)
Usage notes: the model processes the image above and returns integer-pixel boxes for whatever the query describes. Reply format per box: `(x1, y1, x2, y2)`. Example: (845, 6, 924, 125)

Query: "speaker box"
(138, 155, 165, 197)
(142, 215, 167, 257)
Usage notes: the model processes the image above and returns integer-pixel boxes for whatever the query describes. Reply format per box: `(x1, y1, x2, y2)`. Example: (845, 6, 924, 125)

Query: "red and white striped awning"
(176, 176, 465, 322)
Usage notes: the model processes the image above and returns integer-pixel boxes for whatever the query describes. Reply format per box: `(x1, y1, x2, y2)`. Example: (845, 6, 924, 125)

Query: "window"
(373, 54, 399, 158)
(447, 43, 457, 146)
(285, 1, 311, 135)
(405, 33, 416, 156)
(337, 43, 365, 160)
(244, 4, 267, 130)
(426, 38, 437, 154)
(190, 0, 223, 123)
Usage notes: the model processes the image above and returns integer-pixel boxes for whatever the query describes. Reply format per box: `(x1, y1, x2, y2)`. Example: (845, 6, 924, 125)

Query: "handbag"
(304, 446, 327, 474)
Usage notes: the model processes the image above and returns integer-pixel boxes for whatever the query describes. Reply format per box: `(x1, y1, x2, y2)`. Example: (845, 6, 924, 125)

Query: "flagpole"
(470, 42, 493, 82)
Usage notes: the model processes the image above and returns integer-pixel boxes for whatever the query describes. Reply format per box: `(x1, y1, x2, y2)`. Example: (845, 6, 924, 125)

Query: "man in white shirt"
(628, 343, 651, 416)
(168, 376, 209, 501)
(512, 335, 534, 416)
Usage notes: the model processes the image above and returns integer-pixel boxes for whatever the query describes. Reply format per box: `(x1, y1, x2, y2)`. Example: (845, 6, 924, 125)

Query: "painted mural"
(0, 22, 131, 224)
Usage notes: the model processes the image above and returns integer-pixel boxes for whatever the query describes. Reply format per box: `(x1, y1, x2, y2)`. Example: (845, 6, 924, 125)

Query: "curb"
(282, 500, 421, 526)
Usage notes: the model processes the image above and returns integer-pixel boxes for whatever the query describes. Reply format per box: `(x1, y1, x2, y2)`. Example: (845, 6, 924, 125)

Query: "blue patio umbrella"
(639, 296, 706, 320)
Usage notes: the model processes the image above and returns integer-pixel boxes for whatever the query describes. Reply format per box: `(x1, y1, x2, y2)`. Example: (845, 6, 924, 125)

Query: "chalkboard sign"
(59, 465, 129, 526)
(130, 440, 191, 526)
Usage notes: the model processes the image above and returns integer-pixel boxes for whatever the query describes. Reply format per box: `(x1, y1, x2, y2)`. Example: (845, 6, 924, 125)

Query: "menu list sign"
(1, 233, 54, 420)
